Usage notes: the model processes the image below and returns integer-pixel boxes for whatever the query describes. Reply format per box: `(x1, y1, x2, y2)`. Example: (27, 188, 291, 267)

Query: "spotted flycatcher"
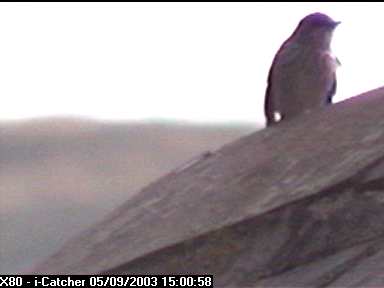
(265, 12, 340, 126)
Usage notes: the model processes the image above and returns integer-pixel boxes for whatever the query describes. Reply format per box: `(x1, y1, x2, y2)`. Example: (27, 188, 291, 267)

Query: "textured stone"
(33, 86, 384, 287)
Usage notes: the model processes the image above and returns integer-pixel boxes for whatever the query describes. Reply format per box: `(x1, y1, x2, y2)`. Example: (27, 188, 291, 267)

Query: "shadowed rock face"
(33, 86, 384, 287)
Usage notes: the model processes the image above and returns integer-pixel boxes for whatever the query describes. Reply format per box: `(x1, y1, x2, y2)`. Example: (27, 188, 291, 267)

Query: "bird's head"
(294, 12, 340, 48)
(299, 13, 340, 30)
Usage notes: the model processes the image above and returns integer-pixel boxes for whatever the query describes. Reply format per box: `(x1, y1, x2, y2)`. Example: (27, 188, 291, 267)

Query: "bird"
(264, 12, 340, 126)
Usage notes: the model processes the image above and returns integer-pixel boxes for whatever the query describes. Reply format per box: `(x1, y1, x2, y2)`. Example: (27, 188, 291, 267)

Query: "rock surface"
(33, 86, 384, 287)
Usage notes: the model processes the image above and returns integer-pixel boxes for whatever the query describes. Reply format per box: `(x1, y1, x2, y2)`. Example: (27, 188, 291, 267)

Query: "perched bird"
(264, 12, 340, 126)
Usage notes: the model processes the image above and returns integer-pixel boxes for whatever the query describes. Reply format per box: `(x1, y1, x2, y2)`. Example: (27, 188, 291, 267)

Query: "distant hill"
(0, 118, 257, 274)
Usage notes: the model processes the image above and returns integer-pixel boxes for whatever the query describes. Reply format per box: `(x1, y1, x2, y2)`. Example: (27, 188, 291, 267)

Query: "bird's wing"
(264, 64, 275, 122)
(323, 53, 339, 105)
(264, 41, 301, 123)
(326, 73, 337, 104)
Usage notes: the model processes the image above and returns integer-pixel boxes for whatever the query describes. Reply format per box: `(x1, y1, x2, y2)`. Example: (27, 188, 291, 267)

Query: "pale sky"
(0, 2, 383, 125)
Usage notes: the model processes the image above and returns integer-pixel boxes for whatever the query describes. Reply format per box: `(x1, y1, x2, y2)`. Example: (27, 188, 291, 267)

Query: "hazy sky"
(0, 2, 383, 125)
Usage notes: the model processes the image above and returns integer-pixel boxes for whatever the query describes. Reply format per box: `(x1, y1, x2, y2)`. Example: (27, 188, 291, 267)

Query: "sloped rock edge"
(32, 86, 384, 275)
(101, 156, 384, 287)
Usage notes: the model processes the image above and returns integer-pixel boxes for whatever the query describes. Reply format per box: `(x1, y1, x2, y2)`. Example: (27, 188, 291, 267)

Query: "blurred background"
(1, 2, 383, 274)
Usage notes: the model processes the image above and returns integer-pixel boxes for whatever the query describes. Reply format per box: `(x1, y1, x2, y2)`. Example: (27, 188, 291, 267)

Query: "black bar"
(0, 275, 213, 288)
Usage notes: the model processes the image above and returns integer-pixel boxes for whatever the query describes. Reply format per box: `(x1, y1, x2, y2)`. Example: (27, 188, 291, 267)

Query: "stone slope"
(33, 86, 384, 287)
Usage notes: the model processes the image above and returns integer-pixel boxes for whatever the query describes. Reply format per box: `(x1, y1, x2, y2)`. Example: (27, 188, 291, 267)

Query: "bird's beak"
(333, 21, 341, 27)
